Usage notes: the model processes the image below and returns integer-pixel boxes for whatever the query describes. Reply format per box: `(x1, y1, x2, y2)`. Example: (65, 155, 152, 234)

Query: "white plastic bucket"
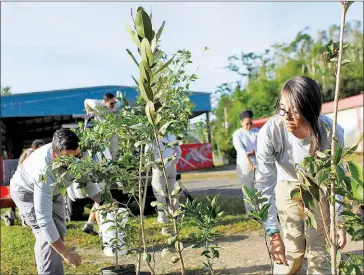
(66, 148, 112, 201)
(99, 207, 128, 257)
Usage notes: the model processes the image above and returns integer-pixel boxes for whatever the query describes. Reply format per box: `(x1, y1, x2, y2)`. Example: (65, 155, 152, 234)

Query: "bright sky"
(1, 2, 363, 94)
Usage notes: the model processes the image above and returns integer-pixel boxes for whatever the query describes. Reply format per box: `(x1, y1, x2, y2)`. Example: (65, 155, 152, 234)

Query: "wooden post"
(206, 112, 212, 144)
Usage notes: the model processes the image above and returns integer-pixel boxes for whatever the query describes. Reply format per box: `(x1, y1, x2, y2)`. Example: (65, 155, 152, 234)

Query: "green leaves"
(344, 135, 363, 157)
(159, 120, 176, 136)
(126, 49, 139, 67)
(143, 252, 151, 263)
(171, 182, 182, 197)
(182, 195, 223, 273)
(52, 161, 63, 170)
(124, 8, 201, 273)
(344, 177, 364, 202)
(352, 228, 364, 241)
(141, 38, 153, 66)
(301, 187, 316, 212)
(126, 25, 141, 47)
(341, 59, 351, 66)
(290, 188, 301, 200)
(139, 60, 151, 83)
(139, 78, 153, 102)
(242, 185, 271, 225)
(333, 145, 343, 165)
(347, 161, 363, 185)
(152, 49, 163, 66)
(156, 21, 165, 42)
(316, 151, 327, 159)
(322, 39, 352, 72)
(135, 8, 153, 42)
(154, 55, 176, 75)
(145, 101, 156, 124)
(335, 164, 346, 186)
(306, 210, 317, 230)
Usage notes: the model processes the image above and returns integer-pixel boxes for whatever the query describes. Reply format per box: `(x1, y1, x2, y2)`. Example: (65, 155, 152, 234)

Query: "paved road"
(182, 170, 242, 196)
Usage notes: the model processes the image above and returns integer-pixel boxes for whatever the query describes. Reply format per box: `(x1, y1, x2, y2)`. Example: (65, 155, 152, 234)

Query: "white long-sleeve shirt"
(232, 128, 259, 162)
(10, 143, 100, 243)
(84, 99, 121, 121)
(145, 133, 182, 168)
(256, 114, 344, 232)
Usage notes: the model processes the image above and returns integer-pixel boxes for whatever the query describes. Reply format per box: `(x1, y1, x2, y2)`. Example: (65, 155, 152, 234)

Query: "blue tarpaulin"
(1, 85, 211, 118)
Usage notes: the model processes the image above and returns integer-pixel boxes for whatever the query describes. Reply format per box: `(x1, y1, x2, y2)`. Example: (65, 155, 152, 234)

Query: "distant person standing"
(232, 110, 259, 212)
(83, 93, 121, 236)
(84, 93, 121, 159)
(16, 139, 46, 226)
(84, 93, 121, 121)
(18, 139, 45, 165)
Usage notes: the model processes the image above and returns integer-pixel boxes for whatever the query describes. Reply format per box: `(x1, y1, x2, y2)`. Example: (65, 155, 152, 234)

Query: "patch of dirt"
(83, 231, 363, 274)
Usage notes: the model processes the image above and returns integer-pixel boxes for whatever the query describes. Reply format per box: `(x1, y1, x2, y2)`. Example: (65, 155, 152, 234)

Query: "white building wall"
(325, 106, 363, 152)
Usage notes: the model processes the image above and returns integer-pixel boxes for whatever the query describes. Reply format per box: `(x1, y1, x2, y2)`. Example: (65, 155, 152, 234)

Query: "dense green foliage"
(213, 21, 363, 158)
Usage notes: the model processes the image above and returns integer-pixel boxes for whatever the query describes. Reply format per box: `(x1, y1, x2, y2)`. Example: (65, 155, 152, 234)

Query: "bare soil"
(81, 231, 363, 275)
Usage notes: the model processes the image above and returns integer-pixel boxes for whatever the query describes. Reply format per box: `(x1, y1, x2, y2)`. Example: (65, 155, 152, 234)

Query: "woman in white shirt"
(232, 110, 259, 212)
(256, 76, 346, 274)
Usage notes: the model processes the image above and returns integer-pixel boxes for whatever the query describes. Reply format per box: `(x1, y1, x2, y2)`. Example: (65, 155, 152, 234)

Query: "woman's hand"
(247, 157, 255, 171)
(331, 228, 347, 249)
(270, 233, 288, 266)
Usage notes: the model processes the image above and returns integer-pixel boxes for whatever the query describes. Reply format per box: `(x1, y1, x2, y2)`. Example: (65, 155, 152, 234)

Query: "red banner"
(177, 143, 213, 171)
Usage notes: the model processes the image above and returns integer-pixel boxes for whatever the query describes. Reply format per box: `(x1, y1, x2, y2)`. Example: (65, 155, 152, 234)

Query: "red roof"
(253, 117, 270, 128)
(253, 93, 363, 128)
(321, 93, 363, 114)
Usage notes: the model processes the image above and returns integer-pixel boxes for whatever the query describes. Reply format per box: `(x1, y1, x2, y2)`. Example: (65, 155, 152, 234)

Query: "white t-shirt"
(255, 114, 344, 231)
(232, 128, 259, 162)
(84, 99, 121, 121)
(145, 133, 182, 168)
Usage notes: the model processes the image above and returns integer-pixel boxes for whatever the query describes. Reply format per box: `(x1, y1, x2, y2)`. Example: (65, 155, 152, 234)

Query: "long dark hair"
(279, 76, 323, 155)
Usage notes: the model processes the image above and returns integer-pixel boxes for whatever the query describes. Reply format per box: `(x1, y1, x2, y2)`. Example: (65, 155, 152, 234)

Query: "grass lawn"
(1, 196, 259, 274)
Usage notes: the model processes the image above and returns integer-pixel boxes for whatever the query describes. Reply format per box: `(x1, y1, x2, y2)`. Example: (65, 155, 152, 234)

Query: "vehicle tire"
(65, 196, 85, 221)
(143, 196, 156, 216)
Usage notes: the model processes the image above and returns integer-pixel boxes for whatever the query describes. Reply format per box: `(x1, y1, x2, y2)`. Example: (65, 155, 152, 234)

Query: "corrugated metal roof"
(1, 85, 211, 118)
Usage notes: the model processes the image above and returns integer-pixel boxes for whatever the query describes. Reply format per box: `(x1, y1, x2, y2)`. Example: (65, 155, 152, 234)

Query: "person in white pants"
(232, 110, 259, 212)
(146, 133, 181, 232)
(83, 93, 121, 236)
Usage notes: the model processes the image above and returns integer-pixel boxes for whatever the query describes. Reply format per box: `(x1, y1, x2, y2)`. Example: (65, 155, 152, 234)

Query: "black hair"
(31, 139, 45, 149)
(52, 129, 79, 154)
(104, 93, 115, 101)
(279, 76, 323, 155)
(239, 110, 254, 121)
